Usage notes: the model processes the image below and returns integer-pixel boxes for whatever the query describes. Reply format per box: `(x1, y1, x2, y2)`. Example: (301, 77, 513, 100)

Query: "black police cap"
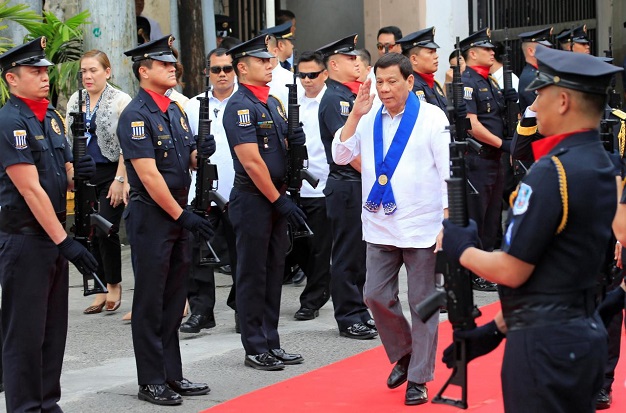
(124, 35, 177, 63)
(518, 27, 553, 47)
(226, 34, 274, 60)
(526, 46, 623, 95)
(261, 21, 294, 40)
(316, 34, 358, 59)
(459, 28, 495, 52)
(396, 27, 439, 53)
(570, 24, 589, 44)
(215, 14, 232, 38)
(0, 37, 53, 73)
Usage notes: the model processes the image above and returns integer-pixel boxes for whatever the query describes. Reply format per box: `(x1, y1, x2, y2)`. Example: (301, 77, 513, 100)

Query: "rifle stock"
(192, 61, 222, 266)
(416, 38, 481, 410)
(285, 54, 319, 238)
(69, 72, 112, 296)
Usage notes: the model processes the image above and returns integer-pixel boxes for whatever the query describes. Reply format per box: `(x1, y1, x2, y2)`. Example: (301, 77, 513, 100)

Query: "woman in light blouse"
(66, 50, 131, 314)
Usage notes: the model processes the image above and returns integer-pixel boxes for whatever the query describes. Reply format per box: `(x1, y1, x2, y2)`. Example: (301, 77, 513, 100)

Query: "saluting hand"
(351, 78, 375, 117)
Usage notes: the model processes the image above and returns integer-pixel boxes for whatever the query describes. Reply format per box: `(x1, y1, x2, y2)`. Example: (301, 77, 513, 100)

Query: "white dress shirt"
(268, 64, 298, 113)
(492, 66, 520, 100)
(184, 84, 238, 202)
(332, 100, 450, 248)
(299, 84, 329, 197)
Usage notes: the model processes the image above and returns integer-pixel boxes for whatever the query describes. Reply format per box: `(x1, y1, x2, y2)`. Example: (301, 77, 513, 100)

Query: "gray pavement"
(0, 245, 498, 413)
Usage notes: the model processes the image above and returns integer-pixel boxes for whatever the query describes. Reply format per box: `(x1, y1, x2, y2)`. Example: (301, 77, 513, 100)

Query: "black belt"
(466, 140, 501, 160)
(233, 174, 286, 195)
(502, 289, 596, 331)
(328, 165, 361, 181)
(130, 187, 189, 208)
(0, 208, 66, 235)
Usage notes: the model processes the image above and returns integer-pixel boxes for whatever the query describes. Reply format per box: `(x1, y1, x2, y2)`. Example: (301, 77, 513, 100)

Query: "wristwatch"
(114, 176, 125, 183)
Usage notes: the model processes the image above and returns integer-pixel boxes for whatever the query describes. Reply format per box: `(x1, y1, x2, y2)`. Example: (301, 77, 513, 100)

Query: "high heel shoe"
(105, 290, 122, 312)
(84, 301, 105, 314)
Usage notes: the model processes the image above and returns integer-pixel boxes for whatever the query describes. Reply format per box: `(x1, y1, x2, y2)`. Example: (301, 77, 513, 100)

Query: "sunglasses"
(297, 70, 323, 80)
(209, 65, 234, 74)
(376, 42, 396, 51)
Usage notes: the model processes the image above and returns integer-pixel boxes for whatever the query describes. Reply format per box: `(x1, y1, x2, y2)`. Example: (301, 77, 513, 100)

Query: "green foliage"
(24, 10, 90, 105)
(0, 1, 43, 104)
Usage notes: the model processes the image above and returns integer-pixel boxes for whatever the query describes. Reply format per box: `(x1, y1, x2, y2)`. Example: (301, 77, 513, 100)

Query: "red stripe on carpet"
(203, 302, 626, 412)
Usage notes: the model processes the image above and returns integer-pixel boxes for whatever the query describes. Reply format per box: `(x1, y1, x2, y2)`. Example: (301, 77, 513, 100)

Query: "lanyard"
(84, 84, 107, 144)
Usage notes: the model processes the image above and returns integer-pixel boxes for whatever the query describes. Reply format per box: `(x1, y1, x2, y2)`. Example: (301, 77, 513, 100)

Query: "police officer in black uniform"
(0, 37, 98, 412)
(396, 27, 447, 112)
(517, 27, 553, 114)
(443, 46, 622, 413)
(317, 34, 378, 339)
(558, 25, 591, 54)
(223, 35, 306, 371)
(460, 28, 517, 291)
(117, 35, 212, 405)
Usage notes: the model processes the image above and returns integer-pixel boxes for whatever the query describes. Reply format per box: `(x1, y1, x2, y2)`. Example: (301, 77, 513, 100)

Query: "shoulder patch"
(180, 116, 189, 132)
(340, 101, 350, 116)
(237, 109, 251, 127)
(415, 90, 426, 101)
(512, 182, 532, 215)
(131, 121, 146, 140)
(13, 130, 27, 150)
(463, 87, 473, 100)
(50, 118, 61, 135)
(612, 109, 626, 120)
(276, 103, 287, 122)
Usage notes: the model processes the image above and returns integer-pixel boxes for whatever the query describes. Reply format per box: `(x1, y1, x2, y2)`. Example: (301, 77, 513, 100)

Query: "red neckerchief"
(531, 129, 590, 160)
(17, 95, 49, 122)
(144, 88, 171, 113)
(244, 84, 270, 104)
(417, 72, 435, 89)
(530, 62, 538, 69)
(469, 65, 491, 79)
(342, 81, 363, 95)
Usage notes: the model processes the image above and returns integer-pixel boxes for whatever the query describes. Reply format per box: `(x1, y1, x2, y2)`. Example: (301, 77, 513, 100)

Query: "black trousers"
(125, 201, 189, 384)
(229, 187, 288, 355)
(466, 153, 504, 251)
(187, 206, 237, 316)
(288, 197, 332, 310)
(324, 178, 370, 330)
(91, 163, 124, 285)
(0, 233, 68, 413)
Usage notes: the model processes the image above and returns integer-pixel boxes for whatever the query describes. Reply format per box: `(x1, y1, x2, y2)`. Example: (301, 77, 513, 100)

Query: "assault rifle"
(502, 28, 520, 139)
(69, 72, 112, 296)
(191, 61, 225, 266)
(285, 53, 318, 238)
(415, 38, 481, 410)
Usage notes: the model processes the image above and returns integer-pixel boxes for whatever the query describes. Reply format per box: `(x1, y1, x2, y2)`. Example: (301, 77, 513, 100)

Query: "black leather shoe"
(405, 382, 428, 406)
(340, 322, 378, 340)
(387, 353, 411, 389)
(292, 269, 306, 285)
(180, 314, 216, 333)
(138, 384, 183, 406)
(294, 307, 319, 320)
(270, 348, 304, 365)
(166, 378, 210, 396)
(596, 387, 612, 410)
(244, 352, 285, 371)
(365, 318, 377, 331)
(472, 276, 497, 292)
(234, 312, 240, 334)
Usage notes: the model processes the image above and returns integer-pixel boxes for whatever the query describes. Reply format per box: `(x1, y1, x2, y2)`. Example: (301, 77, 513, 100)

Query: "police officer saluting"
(223, 35, 306, 370)
(117, 35, 213, 405)
(0, 37, 98, 412)
(396, 27, 447, 113)
(443, 46, 623, 413)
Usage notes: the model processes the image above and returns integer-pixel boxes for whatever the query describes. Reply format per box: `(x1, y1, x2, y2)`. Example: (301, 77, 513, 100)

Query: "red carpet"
(203, 302, 626, 412)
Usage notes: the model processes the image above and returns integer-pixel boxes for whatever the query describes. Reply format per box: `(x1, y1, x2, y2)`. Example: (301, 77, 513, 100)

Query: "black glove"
(57, 237, 98, 274)
(500, 139, 512, 153)
(289, 125, 306, 146)
(442, 320, 505, 368)
(198, 134, 216, 157)
(504, 87, 519, 103)
(597, 287, 626, 328)
(442, 219, 480, 263)
(74, 155, 96, 180)
(455, 98, 467, 120)
(273, 194, 306, 228)
(176, 210, 214, 240)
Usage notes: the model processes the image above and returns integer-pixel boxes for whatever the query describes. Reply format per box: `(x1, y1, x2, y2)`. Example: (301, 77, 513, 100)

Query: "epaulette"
(612, 109, 626, 120)
(52, 109, 67, 135)
(488, 75, 500, 88)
